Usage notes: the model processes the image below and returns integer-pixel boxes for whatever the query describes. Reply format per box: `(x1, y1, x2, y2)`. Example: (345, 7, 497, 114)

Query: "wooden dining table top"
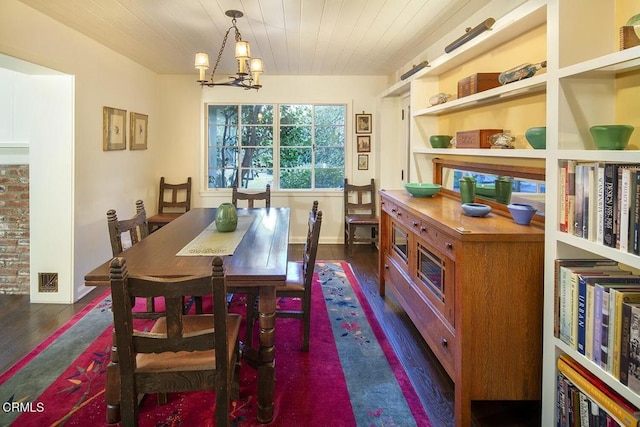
(84, 207, 291, 287)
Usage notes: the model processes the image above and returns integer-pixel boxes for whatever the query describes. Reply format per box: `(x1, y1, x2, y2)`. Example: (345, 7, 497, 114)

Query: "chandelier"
(194, 10, 263, 90)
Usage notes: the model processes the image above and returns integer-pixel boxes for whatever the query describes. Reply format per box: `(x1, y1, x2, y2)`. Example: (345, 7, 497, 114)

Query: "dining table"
(84, 207, 290, 424)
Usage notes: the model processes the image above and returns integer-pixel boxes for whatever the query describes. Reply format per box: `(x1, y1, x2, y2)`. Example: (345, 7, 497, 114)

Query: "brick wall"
(0, 164, 29, 294)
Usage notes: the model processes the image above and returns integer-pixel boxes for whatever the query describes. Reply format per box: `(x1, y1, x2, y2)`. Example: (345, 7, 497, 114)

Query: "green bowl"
(404, 183, 442, 197)
(525, 127, 546, 149)
(429, 135, 453, 148)
(589, 125, 634, 150)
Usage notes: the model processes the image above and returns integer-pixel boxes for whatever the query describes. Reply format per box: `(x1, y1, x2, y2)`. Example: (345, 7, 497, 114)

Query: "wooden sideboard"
(378, 190, 545, 426)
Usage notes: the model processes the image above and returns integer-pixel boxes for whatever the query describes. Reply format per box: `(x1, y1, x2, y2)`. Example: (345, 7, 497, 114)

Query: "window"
(207, 103, 346, 190)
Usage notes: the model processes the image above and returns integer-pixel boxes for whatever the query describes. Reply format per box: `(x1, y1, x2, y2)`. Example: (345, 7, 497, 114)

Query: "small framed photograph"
(357, 135, 371, 152)
(357, 154, 369, 170)
(355, 113, 372, 134)
(129, 112, 148, 150)
(103, 107, 127, 151)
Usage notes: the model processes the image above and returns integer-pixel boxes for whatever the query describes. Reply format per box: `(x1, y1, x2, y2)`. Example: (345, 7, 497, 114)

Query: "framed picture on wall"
(129, 112, 148, 150)
(358, 154, 369, 170)
(355, 113, 372, 134)
(357, 135, 371, 152)
(103, 106, 127, 151)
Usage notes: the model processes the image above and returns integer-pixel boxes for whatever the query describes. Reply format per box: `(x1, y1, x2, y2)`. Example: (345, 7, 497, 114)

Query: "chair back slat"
(158, 177, 192, 214)
(107, 200, 149, 256)
(232, 184, 271, 208)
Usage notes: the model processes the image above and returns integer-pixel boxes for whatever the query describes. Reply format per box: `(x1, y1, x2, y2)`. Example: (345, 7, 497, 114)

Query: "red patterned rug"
(0, 261, 431, 426)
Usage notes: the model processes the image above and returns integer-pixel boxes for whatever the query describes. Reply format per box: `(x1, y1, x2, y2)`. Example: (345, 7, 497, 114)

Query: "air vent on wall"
(38, 273, 58, 293)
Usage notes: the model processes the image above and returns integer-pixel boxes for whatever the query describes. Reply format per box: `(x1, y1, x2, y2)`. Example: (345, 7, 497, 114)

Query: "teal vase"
(215, 203, 238, 232)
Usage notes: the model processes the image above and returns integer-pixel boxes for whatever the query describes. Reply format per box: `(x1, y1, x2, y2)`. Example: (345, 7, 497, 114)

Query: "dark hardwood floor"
(0, 244, 541, 426)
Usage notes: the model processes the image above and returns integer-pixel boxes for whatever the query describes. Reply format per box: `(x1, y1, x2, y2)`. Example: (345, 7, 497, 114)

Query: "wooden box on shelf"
(620, 26, 640, 50)
(455, 129, 503, 149)
(457, 73, 501, 98)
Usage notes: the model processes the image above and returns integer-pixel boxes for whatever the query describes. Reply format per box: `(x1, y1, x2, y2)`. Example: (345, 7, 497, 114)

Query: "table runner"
(176, 214, 255, 256)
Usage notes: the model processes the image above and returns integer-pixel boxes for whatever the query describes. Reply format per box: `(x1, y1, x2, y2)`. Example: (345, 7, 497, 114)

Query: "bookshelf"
(377, 0, 640, 425)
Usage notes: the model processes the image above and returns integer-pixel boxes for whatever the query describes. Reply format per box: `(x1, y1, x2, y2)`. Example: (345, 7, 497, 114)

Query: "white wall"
(0, 0, 160, 302)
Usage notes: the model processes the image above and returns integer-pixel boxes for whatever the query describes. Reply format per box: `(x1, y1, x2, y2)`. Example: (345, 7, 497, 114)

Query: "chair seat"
(137, 313, 241, 372)
(345, 214, 379, 226)
(148, 212, 184, 227)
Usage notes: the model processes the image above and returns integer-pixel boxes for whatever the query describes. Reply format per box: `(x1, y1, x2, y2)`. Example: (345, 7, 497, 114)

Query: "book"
(603, 163, 618, 248)
(609, 285, 640, 377)
(560, 163, 568, 233)
(632, 170, 640, 255)
(597, 163, 605, 245)
(557, 355, 640, 427)
(575, 163, 585, 238)
(619, 168, 640, 252)
(615, 164, 640, 249)
(555, 259, 619, 340)
(629, 302, 640, 394)
(587, 164, 598, 241)
(586, 281, 597, 360)
(568, 160, 577, 238)
(620, 302, 640, 386)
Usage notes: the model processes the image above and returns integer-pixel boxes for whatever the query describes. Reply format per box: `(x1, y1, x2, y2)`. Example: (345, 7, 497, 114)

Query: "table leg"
(256, 286, 276, 423)
(106, 329, 121, 424)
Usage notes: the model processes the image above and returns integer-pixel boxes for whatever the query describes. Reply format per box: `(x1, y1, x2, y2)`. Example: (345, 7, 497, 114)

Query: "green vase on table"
(215, 203, 238, 232)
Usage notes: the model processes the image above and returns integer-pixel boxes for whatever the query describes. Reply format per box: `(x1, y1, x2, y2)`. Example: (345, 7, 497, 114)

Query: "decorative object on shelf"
(461, 202, 492, 217)
(489, 132, 515, 149)
(498, 61, 547, 85)
(103, 106, 127, 151)
(355, 113, 372, 134)
(455, 129, 503, 149)
(429, 135, 453, 148)
(620, 13, 640, 50)
(400, 61, 430, 80)
(403, 183, 442, 197)
(507, 203, 537, 225)
(457, 73, 501, 98)
(525, 127, 547, 149)
(358, 154, 369, 170)
(445, 18, 496, 53)
(459, 176, 476, 204)
(475, 183, 495, 198)
(194, 10, 263, 90)
(429, 93, 451, 106)
(214, 202, 238, 232)
(129, 112, 148, 150)
(357, 135, 371, 152)
(495, 176, 513, 204)
(589, 125, 635, 150)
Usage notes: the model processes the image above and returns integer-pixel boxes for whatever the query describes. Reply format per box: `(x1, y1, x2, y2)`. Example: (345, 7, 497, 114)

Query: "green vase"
(495, 176, 513, 204)
(215, 203, 238, 232)
(459, 176, 476, 204)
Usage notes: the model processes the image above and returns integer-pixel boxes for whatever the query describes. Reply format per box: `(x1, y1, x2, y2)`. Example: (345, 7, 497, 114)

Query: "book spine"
(568, 160, 577, 238)
(578, 277, 588, 354)
(560, 163, 568, 233)
(557, 357, 640, 427)
(575, 163, 585, 237)
(604, 163, 617, 248)
(601, 291, 610, 369)
(588, 165, 598, 241)
(633, 171, 640, 255)
(613, 291, 640, 378)
(620, 168, 633, 252)
(586, 283, 596, 360)
(594, 284, 604, 366)
(597, 164, 605, 245)
(628, 305, 640, 394)
(621, 302, 633, 385)
(584, 164, 593, 239)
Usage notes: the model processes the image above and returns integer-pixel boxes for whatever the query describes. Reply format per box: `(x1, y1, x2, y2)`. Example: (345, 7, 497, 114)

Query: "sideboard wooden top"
(380, 189, 544, 242)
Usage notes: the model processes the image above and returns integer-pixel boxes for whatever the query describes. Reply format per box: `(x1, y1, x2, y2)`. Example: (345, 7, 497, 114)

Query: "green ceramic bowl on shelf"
(403, 183, 442, 197)
(589, 125, 634, 150)
(429, 135, 453, 148)
(525, 127, 546, 149)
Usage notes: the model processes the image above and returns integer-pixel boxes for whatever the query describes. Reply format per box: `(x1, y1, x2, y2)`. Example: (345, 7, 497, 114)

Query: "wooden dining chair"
(344, 178, 379, 254)
(231, 184, 271, 208)
(109, 255, 241, 427)
(107, 200, 157, 314)
(245, 201, 322, 352)
(147, 177, 192, 232)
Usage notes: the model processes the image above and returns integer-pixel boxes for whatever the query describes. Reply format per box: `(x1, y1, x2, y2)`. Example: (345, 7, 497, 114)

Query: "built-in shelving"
(412, 147, 546, 159)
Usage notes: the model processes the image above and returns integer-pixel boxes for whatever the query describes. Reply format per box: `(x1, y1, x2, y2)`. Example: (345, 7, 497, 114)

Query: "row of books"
(557, 354, 640, 427)
(554, 259, 640, 386)
(559, 161, 640, 254)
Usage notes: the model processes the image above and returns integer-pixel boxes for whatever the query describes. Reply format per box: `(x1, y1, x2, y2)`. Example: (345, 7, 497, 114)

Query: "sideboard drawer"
(418, 223, 457, 261)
